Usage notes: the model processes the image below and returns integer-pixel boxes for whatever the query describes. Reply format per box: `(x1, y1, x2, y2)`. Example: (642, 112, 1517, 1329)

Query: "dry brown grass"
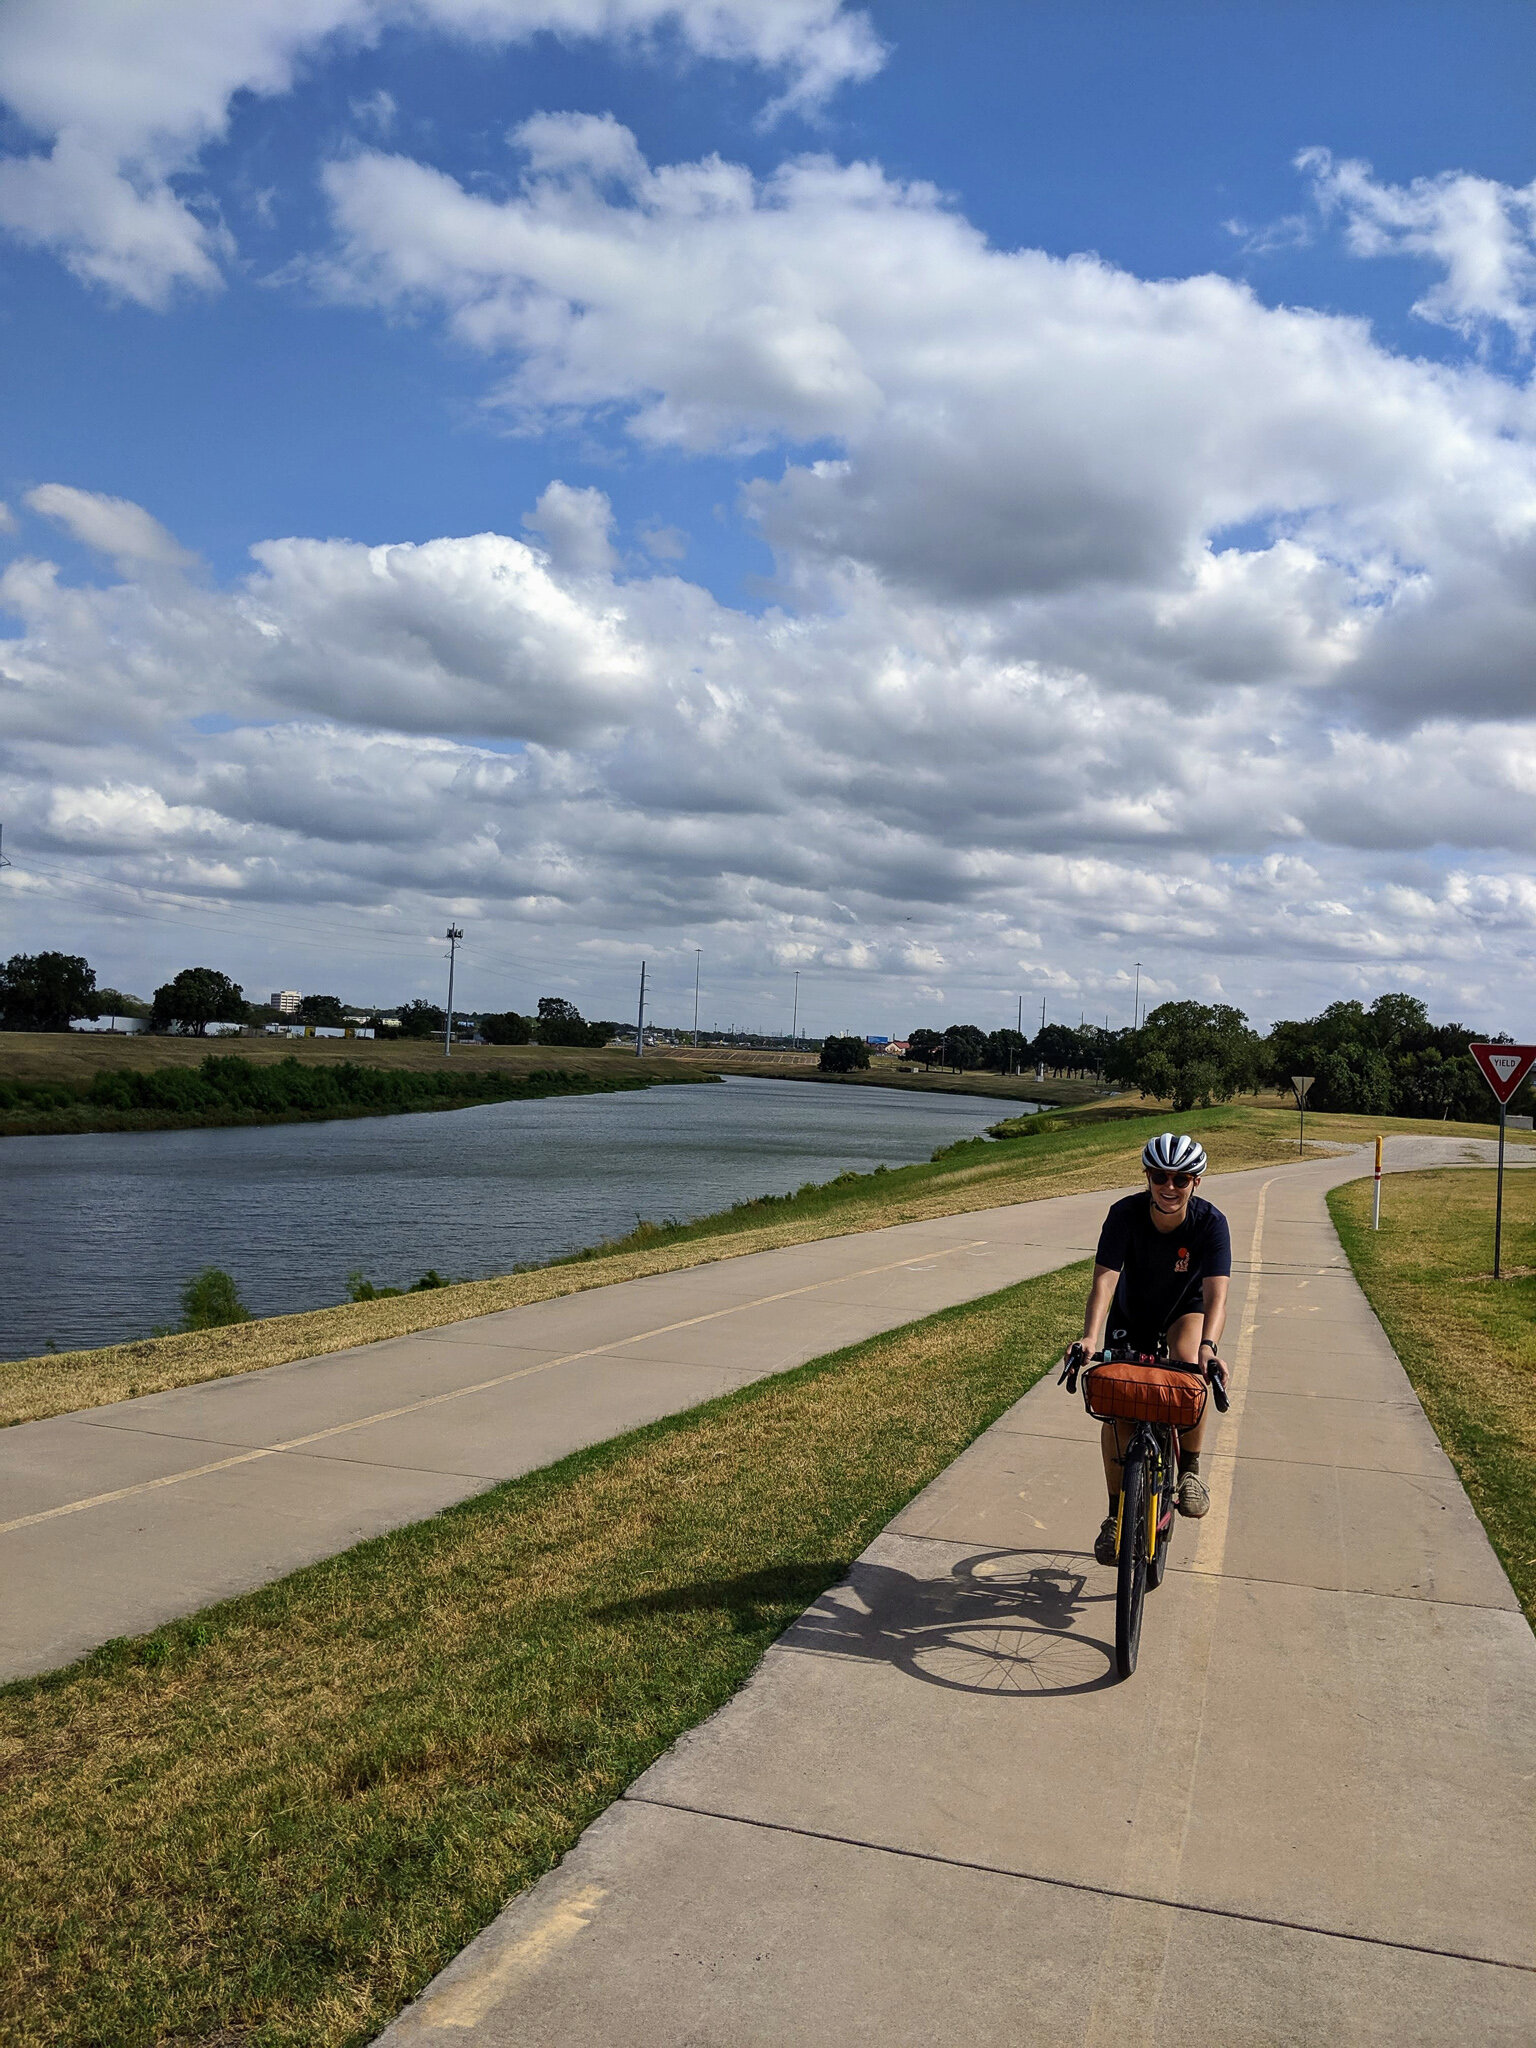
(0, 1105, 1320, 1427)
(0, 1030, 699, 1088)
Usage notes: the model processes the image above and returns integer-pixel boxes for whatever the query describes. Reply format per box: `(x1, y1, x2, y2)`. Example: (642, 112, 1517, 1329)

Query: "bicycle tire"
(1146, 1433, 1173, 1591)
(1116, 1450, 1149, 1678)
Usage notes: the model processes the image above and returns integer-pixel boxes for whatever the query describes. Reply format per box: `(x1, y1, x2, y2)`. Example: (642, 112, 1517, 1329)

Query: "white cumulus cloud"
(0, 0, 882, 303)
(25, 483, 197, 570)
(1301, 147, 1536, 348)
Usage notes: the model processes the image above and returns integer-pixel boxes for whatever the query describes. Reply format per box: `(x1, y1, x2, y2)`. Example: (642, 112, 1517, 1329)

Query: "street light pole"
(792, 969, 799, 1047)
(1133, 961, 1140, 1031)
(635, 959, 646, 1057)
(693, 948, 701, 1048)
(443, 926, 463, 1057)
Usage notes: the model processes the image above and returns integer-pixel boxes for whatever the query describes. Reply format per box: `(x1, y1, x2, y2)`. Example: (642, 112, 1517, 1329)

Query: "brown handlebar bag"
(1082, 1361, 1208, 1430)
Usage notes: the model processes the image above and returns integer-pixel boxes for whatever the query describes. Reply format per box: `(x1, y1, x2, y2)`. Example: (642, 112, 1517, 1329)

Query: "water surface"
(4, 1076, 1028, 1358)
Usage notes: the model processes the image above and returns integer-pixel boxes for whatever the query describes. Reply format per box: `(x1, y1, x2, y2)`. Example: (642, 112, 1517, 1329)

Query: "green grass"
(0, 1263, 1086, 2048)
(1330, 1168, 1536, 1627)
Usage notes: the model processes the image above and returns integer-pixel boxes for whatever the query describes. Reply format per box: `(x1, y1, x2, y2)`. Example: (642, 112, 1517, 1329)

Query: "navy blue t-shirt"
(1094, 1192, 1232, 1339)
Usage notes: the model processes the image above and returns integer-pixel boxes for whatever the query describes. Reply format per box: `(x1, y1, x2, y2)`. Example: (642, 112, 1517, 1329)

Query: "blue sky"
(2, 1, 1536, 1035)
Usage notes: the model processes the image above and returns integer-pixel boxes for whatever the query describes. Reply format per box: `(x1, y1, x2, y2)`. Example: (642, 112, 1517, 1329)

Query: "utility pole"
(635, 959, 646, 1056)
(792, 969, 799, 1047)
(0, 822, 10, 872)
(443, 926, 463, 1057)
(693, 949, 701, 1047)
(1041, 994, 1046, 1033)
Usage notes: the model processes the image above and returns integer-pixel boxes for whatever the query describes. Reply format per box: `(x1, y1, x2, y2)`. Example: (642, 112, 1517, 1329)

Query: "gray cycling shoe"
(1094, 1514, 1118, 1565)
(1177, 1471, 1211, 1518)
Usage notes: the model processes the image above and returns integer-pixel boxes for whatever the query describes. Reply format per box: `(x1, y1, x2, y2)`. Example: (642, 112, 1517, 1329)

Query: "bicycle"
(1060, 1337, 1228, 1679)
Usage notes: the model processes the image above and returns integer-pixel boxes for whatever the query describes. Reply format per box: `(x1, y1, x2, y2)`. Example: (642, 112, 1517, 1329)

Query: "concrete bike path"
(381, 1147, 1536, 2046)
(2, 1182, 1131, 1680)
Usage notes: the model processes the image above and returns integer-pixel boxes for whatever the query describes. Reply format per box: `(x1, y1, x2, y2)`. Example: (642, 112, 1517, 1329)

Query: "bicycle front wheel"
(1116, 1451, 1149, 1679)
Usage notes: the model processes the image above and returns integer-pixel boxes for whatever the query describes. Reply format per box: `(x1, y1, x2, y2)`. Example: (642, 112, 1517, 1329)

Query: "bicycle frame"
(1112, 1416, 1177, 1564)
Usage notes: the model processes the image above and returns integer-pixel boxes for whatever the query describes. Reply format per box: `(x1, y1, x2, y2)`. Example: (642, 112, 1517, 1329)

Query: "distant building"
(271, 990, 301, 1014)
(70, 1016, 147, 1033)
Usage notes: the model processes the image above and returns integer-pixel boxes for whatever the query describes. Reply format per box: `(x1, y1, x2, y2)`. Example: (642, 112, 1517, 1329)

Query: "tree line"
(0, 954, 624, 1046)
(905, 993, 1534, 1118)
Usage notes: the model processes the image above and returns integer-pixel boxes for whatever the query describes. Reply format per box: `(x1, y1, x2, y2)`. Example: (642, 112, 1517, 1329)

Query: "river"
(1, 1076, 1030, 1359)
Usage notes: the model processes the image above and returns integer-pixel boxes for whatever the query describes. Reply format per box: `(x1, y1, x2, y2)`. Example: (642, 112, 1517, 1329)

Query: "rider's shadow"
(784, 1549, 1117, 1698)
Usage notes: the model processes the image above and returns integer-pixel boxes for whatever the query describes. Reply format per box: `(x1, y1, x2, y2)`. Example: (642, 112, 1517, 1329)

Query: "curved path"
(0, 1136, 1523, 1684)
(378, 1142, 1536, 2045)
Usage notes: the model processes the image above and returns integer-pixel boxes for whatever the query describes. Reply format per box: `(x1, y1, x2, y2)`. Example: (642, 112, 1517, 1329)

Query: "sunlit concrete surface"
(379, 1146, 1536, 2046)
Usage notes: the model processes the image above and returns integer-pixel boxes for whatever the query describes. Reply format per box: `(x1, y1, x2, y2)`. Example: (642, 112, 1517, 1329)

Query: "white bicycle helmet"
(1142, 1131, 1207, 1176)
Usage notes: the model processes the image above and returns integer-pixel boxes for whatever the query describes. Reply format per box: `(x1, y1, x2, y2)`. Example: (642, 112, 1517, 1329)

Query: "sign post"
(1290, 1074, 1314, 1157)
(1373, 1135, 1382, 1230)
(1468, 1044, 1536, 1280)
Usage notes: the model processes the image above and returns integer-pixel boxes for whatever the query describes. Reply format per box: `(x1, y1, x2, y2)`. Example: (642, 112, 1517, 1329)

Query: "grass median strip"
(1330, 1168, 1536, 1627)
(2, 1100, 1376, 1425)
(0, 1261, 1086, 2048)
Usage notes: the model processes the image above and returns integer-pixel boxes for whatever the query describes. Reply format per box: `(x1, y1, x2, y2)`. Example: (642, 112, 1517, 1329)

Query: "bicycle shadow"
(789, 1548, 1118, 1698)
(598, 1550, 1117, 1699)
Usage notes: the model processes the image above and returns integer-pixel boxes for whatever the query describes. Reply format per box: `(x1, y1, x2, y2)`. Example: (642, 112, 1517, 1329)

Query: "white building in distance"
(271, 990, 301, 1014)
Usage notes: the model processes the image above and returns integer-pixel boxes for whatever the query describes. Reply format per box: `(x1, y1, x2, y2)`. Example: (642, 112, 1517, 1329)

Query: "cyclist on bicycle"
(1071, 1133, 1231, 1566)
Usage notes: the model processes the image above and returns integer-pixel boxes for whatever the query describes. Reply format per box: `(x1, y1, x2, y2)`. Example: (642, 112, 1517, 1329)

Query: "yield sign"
(1470, 1043, 1536, 1106)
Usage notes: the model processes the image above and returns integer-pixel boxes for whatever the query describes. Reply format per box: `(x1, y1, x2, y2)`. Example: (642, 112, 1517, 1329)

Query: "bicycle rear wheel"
(1116, 1451, 1149, 1678)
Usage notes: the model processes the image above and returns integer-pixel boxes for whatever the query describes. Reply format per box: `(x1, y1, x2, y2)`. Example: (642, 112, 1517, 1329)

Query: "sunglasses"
(1147, 1170, 1195, 1188)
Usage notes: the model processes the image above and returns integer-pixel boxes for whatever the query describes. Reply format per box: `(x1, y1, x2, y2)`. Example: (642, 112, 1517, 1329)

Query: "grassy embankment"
(663, 1042, 1105, 1106)
(3, 1099, 1510, 1427)
(0, 1033, 710, 1138)
(0, 1263, 1087, 2048)
(1331, 1167, 1536, 1628)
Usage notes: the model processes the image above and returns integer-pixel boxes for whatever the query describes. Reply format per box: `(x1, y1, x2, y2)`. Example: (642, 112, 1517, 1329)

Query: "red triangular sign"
(1470, 1043, 1536, 1105)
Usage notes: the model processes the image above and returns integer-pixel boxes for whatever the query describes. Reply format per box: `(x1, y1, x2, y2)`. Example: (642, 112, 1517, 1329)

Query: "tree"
(1263, 991, 1503, 1119)
(150, 967, 245, 1036)
(297, 992, 345, 1027)
(985, 1028, 1029, 1073)
(0, 951, 98, 1032)
(941, 1023, 987, 1071)
(535, 995, 595, 1047)
(905, 1028, 943, 1070)
(1031, 1023, 1087, 1075)
(1128, 1001, 1262, 1111)
(479, 1010, 533, 1045)
(819, 1034, 870, 1072)
(396, 999, 446, 1039)
(95, 986, 150, 1021)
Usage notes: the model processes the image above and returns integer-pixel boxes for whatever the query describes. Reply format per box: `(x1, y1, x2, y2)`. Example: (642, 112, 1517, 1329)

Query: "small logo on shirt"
(1174, 1247, 1190, 1272)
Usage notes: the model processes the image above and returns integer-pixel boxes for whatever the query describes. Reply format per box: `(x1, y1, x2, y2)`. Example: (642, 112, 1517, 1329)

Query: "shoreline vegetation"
(4, 1101, 1513, 1428)
(0, 1036, 716, 1139)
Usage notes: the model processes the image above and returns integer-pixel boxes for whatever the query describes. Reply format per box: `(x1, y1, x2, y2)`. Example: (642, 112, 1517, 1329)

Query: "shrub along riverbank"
(0, 1051, 687, 1137)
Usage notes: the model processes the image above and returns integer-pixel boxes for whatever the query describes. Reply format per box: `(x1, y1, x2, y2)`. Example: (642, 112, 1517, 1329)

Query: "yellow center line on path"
(1081, 1176, 1273, 2046)
(0, 1238, 993, 1538)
